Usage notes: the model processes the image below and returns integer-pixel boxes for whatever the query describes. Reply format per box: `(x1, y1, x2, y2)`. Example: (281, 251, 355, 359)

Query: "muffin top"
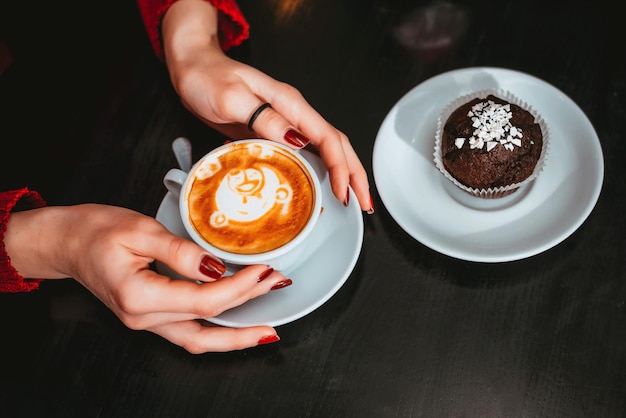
(440, 94, 543, 190)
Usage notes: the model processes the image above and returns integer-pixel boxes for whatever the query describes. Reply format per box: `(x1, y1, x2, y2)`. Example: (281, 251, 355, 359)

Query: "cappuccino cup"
(164, 139, 322, 272)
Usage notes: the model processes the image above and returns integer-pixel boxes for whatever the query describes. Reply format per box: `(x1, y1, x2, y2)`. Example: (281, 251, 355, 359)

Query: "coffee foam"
(187, 142, 315, 254)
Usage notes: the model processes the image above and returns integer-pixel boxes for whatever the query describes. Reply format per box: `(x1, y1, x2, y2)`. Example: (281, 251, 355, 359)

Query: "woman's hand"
(161, 0, 374, 213)
(5, 204, 291, 353)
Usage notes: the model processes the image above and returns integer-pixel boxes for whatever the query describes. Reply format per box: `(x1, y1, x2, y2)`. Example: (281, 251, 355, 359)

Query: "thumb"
(152, 234, 227, 282)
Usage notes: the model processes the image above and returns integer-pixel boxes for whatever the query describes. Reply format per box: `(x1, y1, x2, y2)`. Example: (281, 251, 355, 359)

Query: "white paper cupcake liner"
(433, 88, 550, 199)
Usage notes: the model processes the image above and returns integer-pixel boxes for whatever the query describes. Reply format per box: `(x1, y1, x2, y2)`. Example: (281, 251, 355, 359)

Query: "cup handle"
(163, 168, 187, 198)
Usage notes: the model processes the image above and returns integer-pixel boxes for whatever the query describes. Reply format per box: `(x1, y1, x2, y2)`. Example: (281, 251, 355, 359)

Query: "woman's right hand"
(5, 204, 291, 353)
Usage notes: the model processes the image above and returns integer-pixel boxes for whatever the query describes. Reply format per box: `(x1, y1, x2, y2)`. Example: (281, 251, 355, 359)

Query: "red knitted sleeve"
(136, 0, 250, 61)
(0, 188, 46, 293)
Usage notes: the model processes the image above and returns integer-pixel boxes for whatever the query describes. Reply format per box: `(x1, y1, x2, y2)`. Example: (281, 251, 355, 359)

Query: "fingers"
(246, 82, 314, 150)
(325, 132, 373, 213)
(203, 103, 373, 213)
(188, 266, 291, 316)
(147, 233, 227, 283)
(106, 213, 293, 331)
(114, 264, 290, 327)
(251, 99, 373, 212)
(149, 320, 279, 354)
(235, 73, 374, 212)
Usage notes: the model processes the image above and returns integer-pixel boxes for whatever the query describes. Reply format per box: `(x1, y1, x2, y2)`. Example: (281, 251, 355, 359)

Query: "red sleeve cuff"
(136, 0, 250, 61)
(0, 188, 46, 293)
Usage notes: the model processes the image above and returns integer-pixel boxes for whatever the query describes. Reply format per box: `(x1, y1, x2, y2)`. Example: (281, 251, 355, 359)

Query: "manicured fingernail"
(257, 267, 275, 282)
(343, 187, 350, 207)
(258, 334, 280, 345)
(367, 193, 375, 214)
(199, 254, 226, 279)
(284, 129, 310, 148)
(271, 278, 293, 290)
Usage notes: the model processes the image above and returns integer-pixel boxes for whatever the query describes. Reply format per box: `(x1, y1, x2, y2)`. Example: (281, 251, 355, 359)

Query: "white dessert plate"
(155, 150, 364, 327)
(372, 67, 604, 262)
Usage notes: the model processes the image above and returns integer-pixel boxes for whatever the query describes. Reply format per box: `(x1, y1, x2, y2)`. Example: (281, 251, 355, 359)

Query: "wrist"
(5, 206, 75, 280)
(162, 0, 223, 68)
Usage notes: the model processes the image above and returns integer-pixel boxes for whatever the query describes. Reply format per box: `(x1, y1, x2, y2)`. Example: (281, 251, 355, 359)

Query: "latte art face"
(211, 166, 292, 226)
(186, 142, 316, 255)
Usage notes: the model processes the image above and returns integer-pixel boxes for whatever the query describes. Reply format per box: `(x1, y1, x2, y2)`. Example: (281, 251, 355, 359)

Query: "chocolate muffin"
(434, 91, 548, 198)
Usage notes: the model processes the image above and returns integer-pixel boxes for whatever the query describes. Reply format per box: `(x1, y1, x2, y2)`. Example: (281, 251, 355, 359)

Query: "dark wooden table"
(1, 0, 625, 416)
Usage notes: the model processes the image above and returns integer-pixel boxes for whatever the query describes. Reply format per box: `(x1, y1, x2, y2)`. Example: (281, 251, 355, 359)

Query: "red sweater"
(0, 0, 248, 293)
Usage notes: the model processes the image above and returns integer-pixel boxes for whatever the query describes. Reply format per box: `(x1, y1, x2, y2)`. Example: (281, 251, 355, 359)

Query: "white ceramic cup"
(163, 139, 322, 272)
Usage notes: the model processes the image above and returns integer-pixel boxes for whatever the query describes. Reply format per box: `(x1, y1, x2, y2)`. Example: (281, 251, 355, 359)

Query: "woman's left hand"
(162, 0, 374, 213)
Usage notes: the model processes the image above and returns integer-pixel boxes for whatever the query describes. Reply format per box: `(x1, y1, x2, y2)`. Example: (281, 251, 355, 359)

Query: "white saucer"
(155, 150, 364, 327)
(372, 67, 604, 262)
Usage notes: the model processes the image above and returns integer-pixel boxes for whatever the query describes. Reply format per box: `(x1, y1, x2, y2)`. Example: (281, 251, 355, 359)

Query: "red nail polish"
(271, 278, 293, 290)
(258, 334, 280, 345)
(284, 129, 310, 148)
(367, 193, 375, 214)
(257, 267, 275, 282)
(343, 187, 350, 207)
(199, 255, 226, 279)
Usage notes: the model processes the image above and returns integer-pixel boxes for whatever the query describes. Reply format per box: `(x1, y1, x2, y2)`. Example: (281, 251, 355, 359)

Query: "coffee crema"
(186, 142, 316, 254)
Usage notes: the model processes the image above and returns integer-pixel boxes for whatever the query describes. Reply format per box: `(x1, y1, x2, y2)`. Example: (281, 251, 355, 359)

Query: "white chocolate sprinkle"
(455, 99, 524, 152)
